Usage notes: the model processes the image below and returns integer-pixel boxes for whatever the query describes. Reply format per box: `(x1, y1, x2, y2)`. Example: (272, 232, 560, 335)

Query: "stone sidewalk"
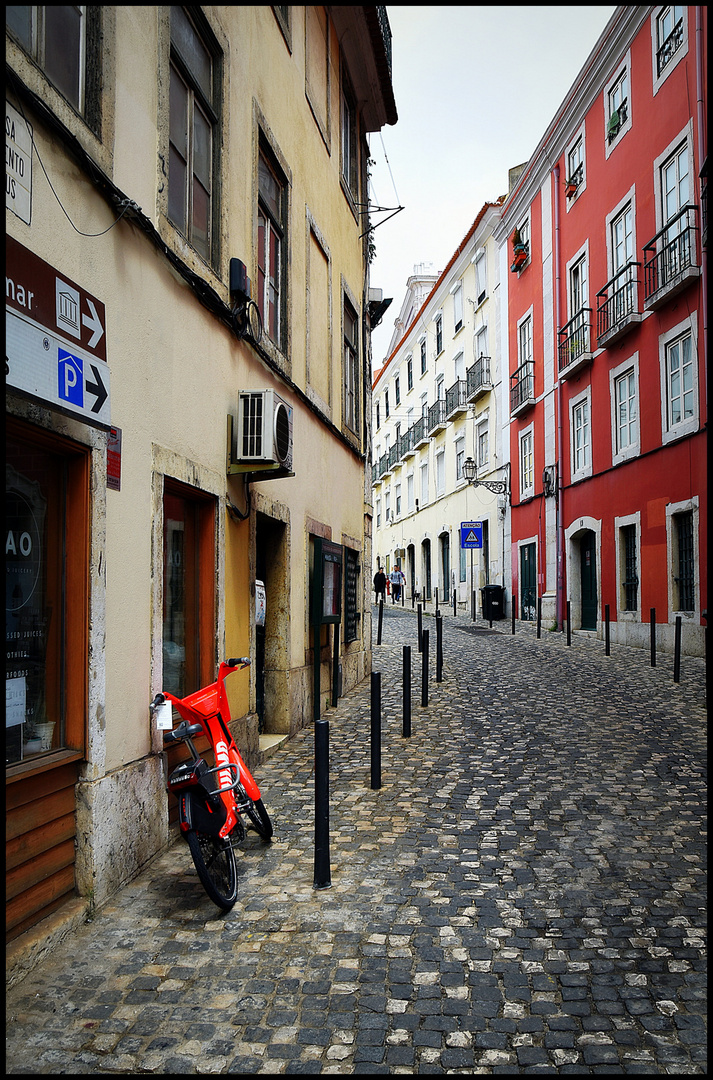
(6, 606, 707, 1073)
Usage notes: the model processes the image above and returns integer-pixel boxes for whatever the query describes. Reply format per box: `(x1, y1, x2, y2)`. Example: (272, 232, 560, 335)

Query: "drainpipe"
(695, 6, 707, 401)
(554, 164, 564, 631)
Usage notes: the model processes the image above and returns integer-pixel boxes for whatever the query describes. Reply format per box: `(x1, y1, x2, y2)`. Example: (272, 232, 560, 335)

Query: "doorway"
(407, 544, 415, 599)
(580, 530, 597, 630)
(439, 532, 449, 603)
(421, 538, 431, 600)
(520, 542, 536, 621)
(255, 513, 288, 734)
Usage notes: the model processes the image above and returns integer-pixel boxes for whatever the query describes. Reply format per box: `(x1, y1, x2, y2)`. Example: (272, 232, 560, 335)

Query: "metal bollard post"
(472, 590, 476, 622)
(650, 608, 656, 667)
(512, 592, 516, 635)
(402, 646, 411, 737)
(453, 589, 457, 617)
(313, 718, 331, 888)
(436, 612, 443, 682)
(566, 601, 571, 646)
(421, 628, 429, 706)
(417, 603, 423, 653)
(370, 672, 381, 789)
(435, 587, 439, 616)
(537, 596, 542, 639)
(605, 604, 610, 656)
(673, 615, 682, 683)
(377, 598, 383, 645)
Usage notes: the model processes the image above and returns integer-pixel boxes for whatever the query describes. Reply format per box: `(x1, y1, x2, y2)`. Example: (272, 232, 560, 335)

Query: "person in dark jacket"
(373, 566, 386, 603)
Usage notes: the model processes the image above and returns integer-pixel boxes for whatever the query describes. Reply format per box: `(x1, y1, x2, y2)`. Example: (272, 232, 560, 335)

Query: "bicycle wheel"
(245, 797, 273, 841)
(185, 830, 238, 911)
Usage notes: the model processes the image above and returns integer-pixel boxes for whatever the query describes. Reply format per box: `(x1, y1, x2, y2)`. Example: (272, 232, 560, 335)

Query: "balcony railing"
(596, 262, 642, 346)
(378, 452, 389, 478)
(657, 17, 684, 76)
(412, 415, 429, 449)
(375, 5, 393, 79)
(445, 378, 468, 420)
(558, 308, 593, 379)
(466, 355, 491, 402)
(607, 98, 628, 144)
(388, 443, 400, 471)
(427, 398, 447, 435)
(399, 426, 415, 460)
(643, 204, 700, 309)
(510, 360, 535, 416)
(700, 158, 707, 248)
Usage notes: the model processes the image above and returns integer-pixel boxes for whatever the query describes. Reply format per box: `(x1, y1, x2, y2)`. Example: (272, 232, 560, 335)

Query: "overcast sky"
(367, 5, 616, 368)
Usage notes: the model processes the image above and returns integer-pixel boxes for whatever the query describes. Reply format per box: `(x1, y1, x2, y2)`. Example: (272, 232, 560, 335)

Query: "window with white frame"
(343, 296, 359, 432)
(477, 418, 489, 469)
(452, 283, 463, 333)
(420, 337, 427, 375)
(607, 66, 629, 144)
(454, 352, 465, 382)
(610, 355, 640, 465)
(376, 497, 381, 528)
(475, 251, 487, 305)
(341, 64, 358, 202)
(420, 461, 429, 505)
(435, 314, 443, 355)
(519, 427, 534, 498)
(475, 325, 488, 359)
(395, 483, 401, 517)
(610, 201, 635, 321)
(661, 140, 690, 270)
(666, 498, 699, 616)
(568, 253, 589, 357)
(258, 144, 287, 345)
(518, 314, 532, 366)
(455, 437, 465, 481)
(653, 5, 686, 91)
(407, 354, 413, 390)
(436, 374, 445, 401)
(661, 324, 696, 441)
(375, 401, 380, 430)
(407, 472, 414, 512)
(384, 389, 390, 419)
(570, 388, 592, 481)
(384, 491, 390, 521)
(567, 136, 584, 192)
(619, 521, 639, 613)
(394, 375, 400, 405)
(420, 392, 428, 418)
(435, 450, 445, 496)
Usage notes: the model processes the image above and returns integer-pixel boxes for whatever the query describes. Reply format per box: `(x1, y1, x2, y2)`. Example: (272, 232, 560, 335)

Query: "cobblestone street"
(6, 605, 707, 1073)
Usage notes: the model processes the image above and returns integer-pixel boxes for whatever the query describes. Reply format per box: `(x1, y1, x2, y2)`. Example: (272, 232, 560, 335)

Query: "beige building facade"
(6, 5, 396, 954)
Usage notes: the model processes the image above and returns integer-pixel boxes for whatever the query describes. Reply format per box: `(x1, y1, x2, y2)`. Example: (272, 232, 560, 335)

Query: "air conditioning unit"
(237, 389, 293, 470)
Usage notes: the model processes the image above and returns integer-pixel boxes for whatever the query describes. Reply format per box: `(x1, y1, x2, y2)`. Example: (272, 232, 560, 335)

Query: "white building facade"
(372, 201, 512, 615)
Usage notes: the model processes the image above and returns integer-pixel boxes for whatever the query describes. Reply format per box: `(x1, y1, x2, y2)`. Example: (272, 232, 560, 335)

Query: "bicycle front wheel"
(185, 830, 238, 911)
(245, 797, 273, 841)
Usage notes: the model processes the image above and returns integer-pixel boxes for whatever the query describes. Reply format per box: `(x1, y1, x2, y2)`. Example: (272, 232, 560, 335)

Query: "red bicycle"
(151, 658, 272, 911)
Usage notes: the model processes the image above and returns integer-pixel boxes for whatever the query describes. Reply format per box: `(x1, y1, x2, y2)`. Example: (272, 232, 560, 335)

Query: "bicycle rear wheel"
(185, 830, 238, 911)
(245, 797, 273, 841)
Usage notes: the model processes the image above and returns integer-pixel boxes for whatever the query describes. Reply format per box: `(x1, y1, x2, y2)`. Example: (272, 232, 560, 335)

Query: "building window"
(6, 419, 89, 768)
(518, 314, 532, 366)
(664, 329, 694, 434)
(436, 374, 444, 401)
(343, 297, 359, 433)
(570, 391, 591, 480)
(569, 254, 588, 318)
(395, 483, 401, 517)
(475, 325, 488, 359)
(163, 479, 216, 698)
(475, 251, 487, 305)
(519, 428, 534, 498)
(661, 140, 690, 268)
(518, 217, 530, 259)
(257, 145, 287, 348)
(407, 355, 413, 391)
(420, 461, 429, 506)
(477, 419, 489, 468)
(384, 492, 390, 521)
(610, 201, 636, 321)
(8, 4, 90, 116)
(612, 362, 639, 462)
(375, 402, 380, 430)
(607, 66, 629, 145)
(435, 450, 445, 497)
(376, 497, 381, 528)
(384, 389, 390, 419)
(673, 510, 694, 612)
(407, 473, 414, 513)
(394, 376, 400, 406)
(435, 314, 443, 356)
(420, 338, 427, 375)
(455, 437, 465, 481)
(621, 523, 638, 612)
(169, 6, 219, 263)
(341, 64, 358, 202)
(567, 136, 584, 191)
(656, 5, 684, 75)
(452, 283, 463, 333)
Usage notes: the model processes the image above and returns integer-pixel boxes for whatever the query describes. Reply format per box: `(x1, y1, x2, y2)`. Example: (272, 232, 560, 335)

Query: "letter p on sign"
(58, 347, 83, 406)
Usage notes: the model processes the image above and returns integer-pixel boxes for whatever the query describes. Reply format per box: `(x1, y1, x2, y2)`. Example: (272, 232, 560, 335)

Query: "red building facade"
(496, 5, 707, 655)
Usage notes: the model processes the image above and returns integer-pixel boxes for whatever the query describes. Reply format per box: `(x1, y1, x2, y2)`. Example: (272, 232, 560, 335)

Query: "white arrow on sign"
(82, 298, 104, 349)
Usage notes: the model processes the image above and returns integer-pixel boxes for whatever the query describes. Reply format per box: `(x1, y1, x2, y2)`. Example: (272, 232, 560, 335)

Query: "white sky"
(368, 5, 616, 369)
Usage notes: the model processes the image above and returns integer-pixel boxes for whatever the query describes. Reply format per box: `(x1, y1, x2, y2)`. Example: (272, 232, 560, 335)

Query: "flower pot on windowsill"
(565, 179, 578, 199)
(511, 247, 528, 272)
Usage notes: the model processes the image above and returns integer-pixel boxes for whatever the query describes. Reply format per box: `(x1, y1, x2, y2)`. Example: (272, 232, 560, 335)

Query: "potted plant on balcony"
(511, 227, 528, 272)
(565, 176, 579, 199)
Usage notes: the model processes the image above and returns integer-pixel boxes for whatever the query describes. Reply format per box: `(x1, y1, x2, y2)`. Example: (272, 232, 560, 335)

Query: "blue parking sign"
(58, 348, 83, 407)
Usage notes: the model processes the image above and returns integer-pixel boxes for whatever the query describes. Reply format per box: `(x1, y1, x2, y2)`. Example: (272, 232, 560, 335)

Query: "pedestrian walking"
(389, 566, 401, 603)
(373, 566, 386, 603)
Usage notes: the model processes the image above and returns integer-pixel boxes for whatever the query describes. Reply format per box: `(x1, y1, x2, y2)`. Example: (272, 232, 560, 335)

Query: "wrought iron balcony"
(388, 442, 400, 471)
(411, 415, 429, 450)
(558, 308, 593, 379)
(466, 355, 492, 402)
(372, 463, 378, 484)
(427, 398, 448, 435)
(399, 426, 415, 460)
(510, 361, 535, 417)
(700, 158, 707, 248)
(596, 262, 642, 347)
(643, 204, 700, 310)
(378, 452, 389, 478)
(445, 379, 468, 420)
(607, 99, 628, 144)
(657, 17, 684, 76)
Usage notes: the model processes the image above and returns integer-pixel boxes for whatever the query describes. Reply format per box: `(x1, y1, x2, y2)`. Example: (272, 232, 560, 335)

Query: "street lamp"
(462, 457, 510, 502)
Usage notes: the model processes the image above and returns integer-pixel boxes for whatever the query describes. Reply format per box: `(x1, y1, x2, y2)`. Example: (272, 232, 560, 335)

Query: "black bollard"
(453, 589, 457, 617)
(370, 671, 381, 789)
(673, 615, 682, 683)
(421, 628, 429, 706)
(403, 646, 411, 737)
(512, 592, 516, 635)
(650, 608, 656, 667)
(567, 601, 572, 644)
(417, 603, 423, 653)
(537, 596, 542, 639)
(435, 586, 439, 616)
(313, 718, 331, 888)
(605, 604, 610, 656)
(472, 589, 476, 622)
(436, 612, 443, 682)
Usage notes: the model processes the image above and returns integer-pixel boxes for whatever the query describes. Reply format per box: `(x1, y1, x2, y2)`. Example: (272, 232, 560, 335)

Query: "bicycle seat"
(164, 720, 203, 743)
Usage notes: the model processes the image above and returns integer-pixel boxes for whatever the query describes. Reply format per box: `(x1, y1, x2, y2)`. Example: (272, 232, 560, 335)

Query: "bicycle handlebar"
(225, 657, 250, 668)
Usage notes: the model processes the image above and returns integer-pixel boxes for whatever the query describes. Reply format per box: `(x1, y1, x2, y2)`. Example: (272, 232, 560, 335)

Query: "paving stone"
(5, 606, 706, 1074)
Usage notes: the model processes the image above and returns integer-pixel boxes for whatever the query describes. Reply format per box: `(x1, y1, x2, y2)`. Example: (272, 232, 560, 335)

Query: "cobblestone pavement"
(6, 606, 707, 1074)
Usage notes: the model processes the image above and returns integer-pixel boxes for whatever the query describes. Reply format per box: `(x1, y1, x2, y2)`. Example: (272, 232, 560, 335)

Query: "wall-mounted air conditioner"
(237, 389, 293, 470)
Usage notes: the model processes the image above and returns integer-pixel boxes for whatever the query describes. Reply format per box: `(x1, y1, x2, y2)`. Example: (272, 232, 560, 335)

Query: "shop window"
(162, 479, 216, 697)
(6, 418, 88, 769)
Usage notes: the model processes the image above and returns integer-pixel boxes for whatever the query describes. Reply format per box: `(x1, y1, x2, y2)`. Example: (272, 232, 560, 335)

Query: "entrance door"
(581, 531, 597, 629)
(440, 533, 449, 602)
(422, 539, 431, 600)
(520, 543, 536, 620)
(407, 544, 415, 598)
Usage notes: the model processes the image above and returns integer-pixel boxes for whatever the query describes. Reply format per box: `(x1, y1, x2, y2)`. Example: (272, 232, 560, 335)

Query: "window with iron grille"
(344, 546, 360, 643)
(656, 5, 684, 75)
(621, 523, 638, 611)
(675, 511, 694, 611)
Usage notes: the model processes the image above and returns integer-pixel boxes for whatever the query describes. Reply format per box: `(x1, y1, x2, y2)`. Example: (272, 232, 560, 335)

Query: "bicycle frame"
(159, 660, 259, 841)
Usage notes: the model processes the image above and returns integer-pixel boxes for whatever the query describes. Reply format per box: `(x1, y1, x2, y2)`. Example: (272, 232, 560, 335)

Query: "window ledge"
(6, 748, 84, 784)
